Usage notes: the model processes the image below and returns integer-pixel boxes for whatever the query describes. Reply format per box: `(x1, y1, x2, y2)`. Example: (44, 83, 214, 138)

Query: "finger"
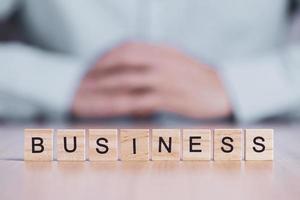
(86, 63, 149, 83)
(94, 43, 157, 73)
(81, 71, 158, 93)
(72, 92, 162, 118)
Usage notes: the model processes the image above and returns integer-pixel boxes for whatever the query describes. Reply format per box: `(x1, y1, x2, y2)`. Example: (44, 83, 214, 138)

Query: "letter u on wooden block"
(245, 129, 273, 160)
(24, 129, 53, 161)
(182, 129, 211, 160)
(214, 129, 242, 160)
(88, 129, 117, 161)
(152, 129, 180, 160)
(120, 129, 149, 161)
(57, 129, 86, 161)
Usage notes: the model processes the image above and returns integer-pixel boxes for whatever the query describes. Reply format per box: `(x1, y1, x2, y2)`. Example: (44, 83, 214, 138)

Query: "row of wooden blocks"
(24, 129, 274, 161)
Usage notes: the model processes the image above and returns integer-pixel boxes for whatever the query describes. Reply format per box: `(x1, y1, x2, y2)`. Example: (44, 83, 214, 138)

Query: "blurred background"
(0, 0, 300, 126)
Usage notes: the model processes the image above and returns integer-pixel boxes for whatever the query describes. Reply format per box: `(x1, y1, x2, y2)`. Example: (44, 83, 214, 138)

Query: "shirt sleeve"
(0, 42, 88, 120)
(0, 0, 19, 20)
(218, 44, 300, 123)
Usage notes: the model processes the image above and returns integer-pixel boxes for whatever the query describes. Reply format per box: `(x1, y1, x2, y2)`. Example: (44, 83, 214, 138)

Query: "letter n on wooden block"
(214, 129, 242, 160)
(89, 129, 117, 161)
(24, 129, 53, 161)
(152, 129, 180, 160)
(57, 129, 86, 161)
(245, 129, 273, 160)
(120, 129, 149, 161)
(182, 129, 211, 160)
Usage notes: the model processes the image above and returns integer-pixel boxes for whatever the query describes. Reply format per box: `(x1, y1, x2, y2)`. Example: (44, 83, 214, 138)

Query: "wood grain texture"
(88, 129, 117, 161)
(182, 129, 211, 160)
(24, 129, 53, 161)
(245, 129, 273, 160)
(57, 129, 86, 161)
(214, 129, 242, 160)
(120, 129, 149, 161)
(152, 129, 180, 160)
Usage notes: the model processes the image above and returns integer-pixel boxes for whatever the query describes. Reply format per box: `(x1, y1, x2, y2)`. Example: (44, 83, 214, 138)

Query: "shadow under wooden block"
(245, 129, 273, 160)
(152, 129, 180, 160)
(182, 129, 211, 160)
(24, 129, 53, 161)
(57, 129, 86, 161)
(214, 129, 242, 161)
(120, 129, 149, 161)
(88, 129, 117, 161)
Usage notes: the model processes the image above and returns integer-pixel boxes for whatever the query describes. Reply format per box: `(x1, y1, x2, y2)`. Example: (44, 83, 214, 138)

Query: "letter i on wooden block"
(120, 129, 149, 161)
(89, 129, 117, 161)
(182, 129, 211, 160)
(152, 129, 180, 160)
(57, 129, 86, 161)
(245, 129, 273, 160)
(24, 129, 53, 161)
(214, 129, 242, 160)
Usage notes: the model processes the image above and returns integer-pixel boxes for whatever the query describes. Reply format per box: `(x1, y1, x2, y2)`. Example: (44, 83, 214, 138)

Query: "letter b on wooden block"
(89, 129, 117, 161)
(214, 129, 242, 160)
(245, 129, 273, 160)
(24, 129, 53, 161)
(120, 129, 149, 161)
(152, 129, 180, 160)
(57, 129, 86, 161)
(182, 129, 211, 160)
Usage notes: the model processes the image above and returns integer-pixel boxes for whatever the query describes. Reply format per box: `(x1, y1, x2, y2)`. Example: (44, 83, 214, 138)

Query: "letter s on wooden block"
(24, 129, 53, 161)
(88, 129, 117, 161)
(245, 129, 273, 160)
(214, 129, 242, 160)
(120, 129, 149, 161)
(57, 129, 86, 161)
(152, 129, 180, 160)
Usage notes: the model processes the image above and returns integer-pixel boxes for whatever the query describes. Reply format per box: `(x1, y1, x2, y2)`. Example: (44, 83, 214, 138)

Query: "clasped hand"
(72, 42, 231, 119)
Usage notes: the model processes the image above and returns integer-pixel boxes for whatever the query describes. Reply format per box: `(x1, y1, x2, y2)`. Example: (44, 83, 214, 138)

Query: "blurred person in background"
(0, 0, 299, 123)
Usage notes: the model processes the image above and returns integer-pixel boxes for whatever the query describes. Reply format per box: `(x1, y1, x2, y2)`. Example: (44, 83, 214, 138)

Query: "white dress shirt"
(0, 0, 299, 122)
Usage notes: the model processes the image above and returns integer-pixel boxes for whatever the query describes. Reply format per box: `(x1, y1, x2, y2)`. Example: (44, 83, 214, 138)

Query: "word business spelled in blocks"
(24, 128, 274, 161)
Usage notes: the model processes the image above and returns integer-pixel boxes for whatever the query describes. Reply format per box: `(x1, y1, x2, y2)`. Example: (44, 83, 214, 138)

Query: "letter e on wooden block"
(120, 129, 149, 161)
(245, 129, 273, 160)
(57, 129, 86, 161)
(152, 129, 180, 160)
(24, 129, 53, 161)
(182, 129, 211, 160)
(214, 129, 242, 160)
(89, 129, 117, 161)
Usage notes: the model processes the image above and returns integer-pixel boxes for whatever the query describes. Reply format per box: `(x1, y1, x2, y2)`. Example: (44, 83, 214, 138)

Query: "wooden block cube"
(24, 129, 53, 161)
(245, 129, 273, 160)
(120, 129, 149, 161)
(182, 129, 211, 160)
(152, 129, 180, 160)
(88, 129, 117, 161)
(214, 129, 242, 160)
(57, 129, 86, 161)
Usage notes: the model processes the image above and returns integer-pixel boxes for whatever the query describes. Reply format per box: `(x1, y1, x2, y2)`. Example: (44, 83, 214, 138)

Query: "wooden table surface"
(0, 122, 299, 200)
